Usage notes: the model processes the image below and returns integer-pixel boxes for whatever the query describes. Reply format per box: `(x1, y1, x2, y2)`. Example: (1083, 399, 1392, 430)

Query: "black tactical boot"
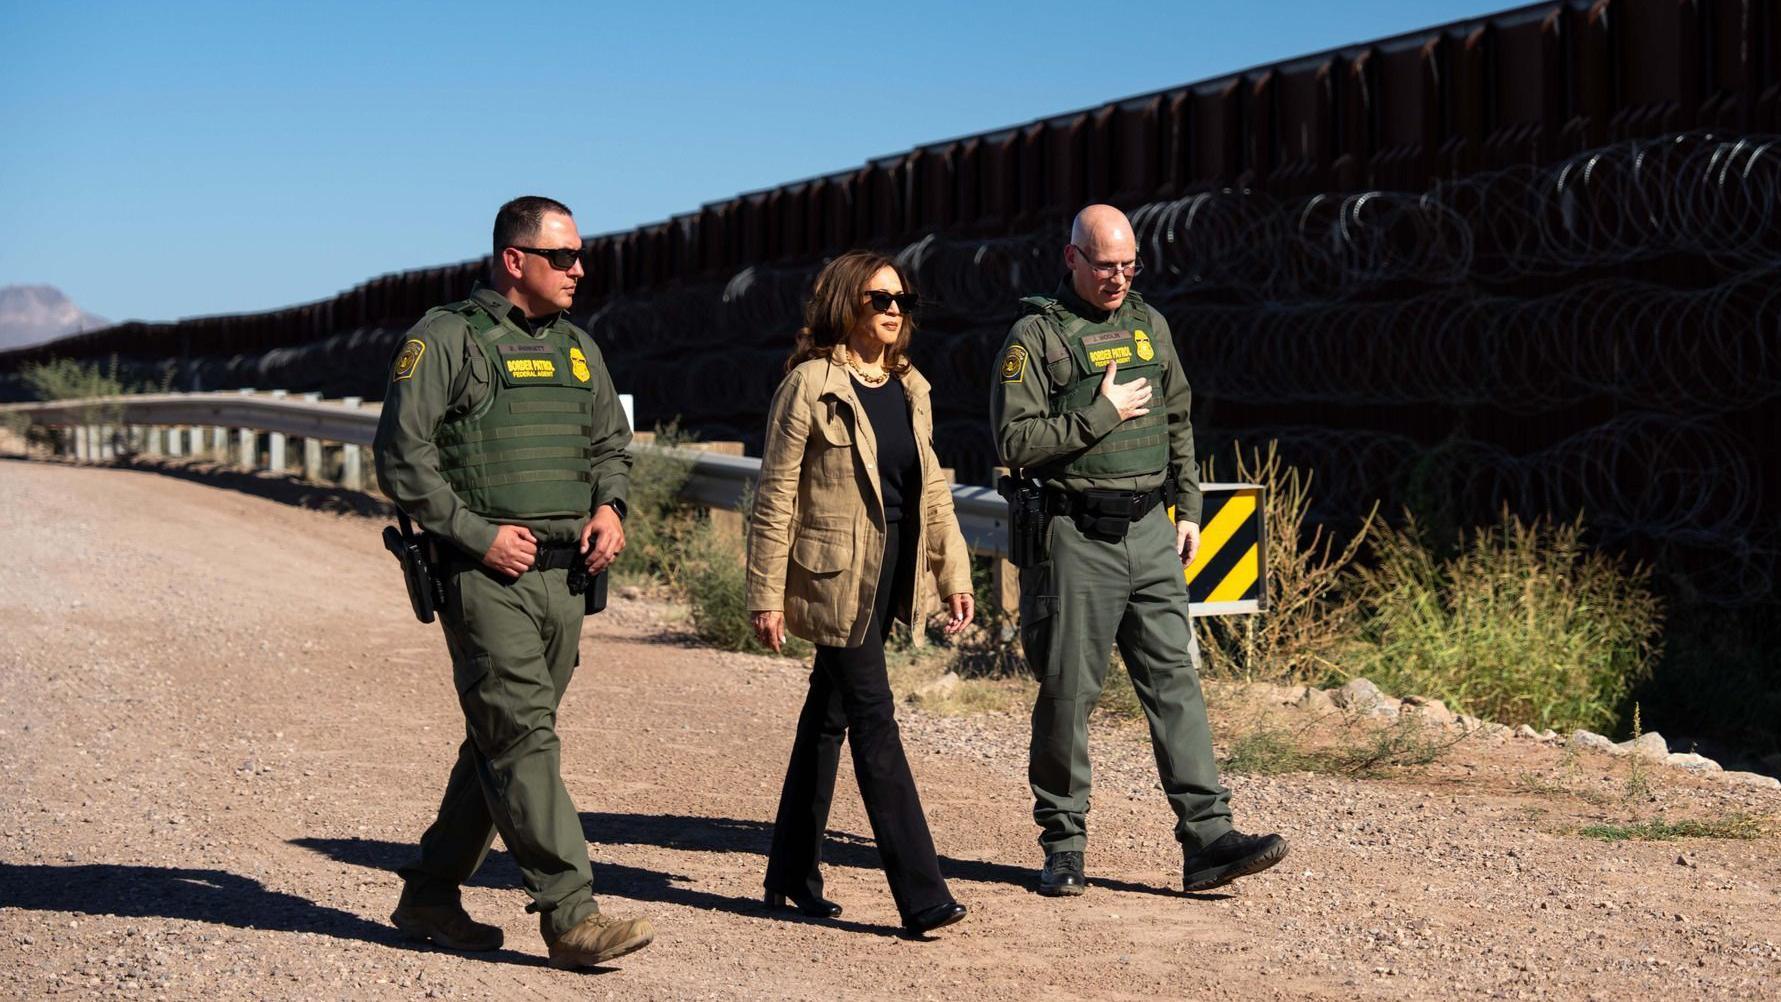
(1181, 831, 1288, 892)
(1038, 850, 1086, 896)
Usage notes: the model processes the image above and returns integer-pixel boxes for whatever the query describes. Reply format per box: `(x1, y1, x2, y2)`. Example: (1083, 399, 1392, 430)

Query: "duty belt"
(530, 544, 581, 572)
(1043, 485, 1169, 540)
(443, 540, 581, 572)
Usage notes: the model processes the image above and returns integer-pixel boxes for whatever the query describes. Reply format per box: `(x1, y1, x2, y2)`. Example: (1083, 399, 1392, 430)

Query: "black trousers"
(763, 520, 952, 921)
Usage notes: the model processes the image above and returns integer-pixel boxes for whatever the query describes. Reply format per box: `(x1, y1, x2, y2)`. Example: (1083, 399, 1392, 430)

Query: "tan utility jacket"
(746, 346, 974, 648)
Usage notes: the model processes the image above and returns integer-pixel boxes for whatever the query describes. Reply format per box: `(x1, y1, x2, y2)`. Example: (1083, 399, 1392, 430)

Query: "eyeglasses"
(510, 246, 583, 270)
(865, 290, 919, 313)
(1069, 244, 1144, 279)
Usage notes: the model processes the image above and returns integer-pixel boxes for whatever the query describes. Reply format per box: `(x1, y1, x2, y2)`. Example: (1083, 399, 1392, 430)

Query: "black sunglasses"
(865, 290, 918, 313)
(510, 246, 583, 270)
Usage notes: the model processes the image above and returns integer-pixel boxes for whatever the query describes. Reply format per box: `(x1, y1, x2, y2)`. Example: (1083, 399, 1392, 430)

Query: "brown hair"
(784, 250, 917, 375)
(493, 195, 572, 257)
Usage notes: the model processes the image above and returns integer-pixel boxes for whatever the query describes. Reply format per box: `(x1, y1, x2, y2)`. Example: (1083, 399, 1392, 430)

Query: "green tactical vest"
(433, 300, 598, 520)
(1019, 291, 1170, 480)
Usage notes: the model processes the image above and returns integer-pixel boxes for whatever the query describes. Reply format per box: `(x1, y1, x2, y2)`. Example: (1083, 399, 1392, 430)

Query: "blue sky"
(1, 0, 1513, 323)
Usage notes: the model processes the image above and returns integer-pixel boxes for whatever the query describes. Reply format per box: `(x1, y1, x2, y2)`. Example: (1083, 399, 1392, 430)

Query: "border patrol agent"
(992, 204, 1288, 896)
(374, 196, 653, 968)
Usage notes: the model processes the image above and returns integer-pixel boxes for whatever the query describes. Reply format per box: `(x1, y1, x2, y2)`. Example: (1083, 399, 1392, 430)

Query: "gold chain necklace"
(846, 354, 890, 387)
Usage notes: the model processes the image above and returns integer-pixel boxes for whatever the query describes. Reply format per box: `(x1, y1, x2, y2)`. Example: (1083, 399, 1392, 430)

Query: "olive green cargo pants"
(1021, 504, 1233, 854)
(398, 560, 598, 939)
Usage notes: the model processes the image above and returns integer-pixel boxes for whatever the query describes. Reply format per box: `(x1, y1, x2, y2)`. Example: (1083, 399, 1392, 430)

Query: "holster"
(997, 470, 1050, 568)
(382, 513, 444, 624)
(567, 563, 609, 615)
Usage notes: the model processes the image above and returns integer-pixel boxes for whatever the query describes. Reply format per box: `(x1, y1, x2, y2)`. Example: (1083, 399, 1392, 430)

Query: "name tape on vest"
(1081, 330, 1136, 371)
(506, 357, 556, 378)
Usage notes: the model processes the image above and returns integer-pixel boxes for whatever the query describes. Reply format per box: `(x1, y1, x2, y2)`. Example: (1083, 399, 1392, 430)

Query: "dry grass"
(1194, 443, 1376, 685)
(1577, 815, 1768, 842)
(888, 648, 1035, 716)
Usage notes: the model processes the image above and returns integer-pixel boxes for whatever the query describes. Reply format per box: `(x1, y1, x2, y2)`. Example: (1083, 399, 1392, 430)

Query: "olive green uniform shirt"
(373, 286, 633, 558)
(991, 284, 1203, 525)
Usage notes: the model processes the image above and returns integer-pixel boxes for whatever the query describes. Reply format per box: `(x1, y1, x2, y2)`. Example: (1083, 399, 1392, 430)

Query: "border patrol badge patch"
(1001, 344, 1028, 382)
(393, 339, 426, 381)
(569, 346, 591, 383)
(1134, 329, 1155, 362)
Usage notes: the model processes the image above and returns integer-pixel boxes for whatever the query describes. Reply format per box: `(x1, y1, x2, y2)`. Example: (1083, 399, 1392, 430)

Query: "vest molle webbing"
(1020, 294, 1169, 480)
(433, 301, 598, 519)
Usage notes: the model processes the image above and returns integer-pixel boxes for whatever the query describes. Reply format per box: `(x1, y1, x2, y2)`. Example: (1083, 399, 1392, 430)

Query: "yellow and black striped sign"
(1179, 484, 1266, 615)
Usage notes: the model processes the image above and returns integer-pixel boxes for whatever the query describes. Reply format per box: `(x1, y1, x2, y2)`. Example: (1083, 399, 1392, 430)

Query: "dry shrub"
(1194, 443, 1376, 684)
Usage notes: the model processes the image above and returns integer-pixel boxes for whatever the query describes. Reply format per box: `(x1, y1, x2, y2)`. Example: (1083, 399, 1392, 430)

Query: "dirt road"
(1, 458, 1778, 1000)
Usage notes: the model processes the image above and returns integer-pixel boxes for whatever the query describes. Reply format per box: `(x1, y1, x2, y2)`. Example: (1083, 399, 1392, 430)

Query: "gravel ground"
(1, 457, 1777, 1000)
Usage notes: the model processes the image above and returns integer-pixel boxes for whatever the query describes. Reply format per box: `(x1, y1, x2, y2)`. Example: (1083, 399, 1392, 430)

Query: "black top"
(853, 375, 919, 523)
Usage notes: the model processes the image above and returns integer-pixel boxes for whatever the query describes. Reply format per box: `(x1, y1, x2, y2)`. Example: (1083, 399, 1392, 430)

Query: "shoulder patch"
(1001, 344, 1029, 383)
(569, 345, 591, 383)
(392, 338, 426, 382)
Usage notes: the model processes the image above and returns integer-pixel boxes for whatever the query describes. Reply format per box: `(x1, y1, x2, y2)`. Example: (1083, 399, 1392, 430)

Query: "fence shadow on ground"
(0, 861, 542, 966)
(0, 454, 391, 518)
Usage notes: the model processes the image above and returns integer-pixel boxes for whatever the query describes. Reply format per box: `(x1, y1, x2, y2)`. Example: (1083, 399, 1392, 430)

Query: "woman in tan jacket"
(746, 250, 976, 937)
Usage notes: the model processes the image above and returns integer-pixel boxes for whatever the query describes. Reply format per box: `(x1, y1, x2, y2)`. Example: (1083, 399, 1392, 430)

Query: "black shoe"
(904, 901, 967, 936)
(1182, 831, 1289, 892)
(763, 890, 843, 918)
(1037, 850, 1086, 897)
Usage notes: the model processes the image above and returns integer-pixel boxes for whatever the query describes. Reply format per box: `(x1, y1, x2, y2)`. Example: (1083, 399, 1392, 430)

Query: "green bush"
(10, 357, 173, 452)
(613, 422, 698, 590)
(681, 490, 812, 659)
(617, 434, 812, 659)
(1348, 511, 1662, 732)
(21, 357, 132, 401)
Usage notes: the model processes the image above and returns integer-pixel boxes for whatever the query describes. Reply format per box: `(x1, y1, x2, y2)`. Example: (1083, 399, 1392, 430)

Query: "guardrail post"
(992, 467, 1020, 618)
(340, 397, 364, 490)
(301, 393, 323, 479)
(266, 390, 288, 472)
(74, 424, 91, 462)
(99, 424, 116, 461)
(212, 425, 227, 460)
(235, 389, 256, 469)
(189, 426, 205, 458)
(167, 423, 184, 458)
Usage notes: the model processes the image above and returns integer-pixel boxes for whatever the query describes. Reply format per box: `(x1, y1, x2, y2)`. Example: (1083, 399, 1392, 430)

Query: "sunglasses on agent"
(510, 245, 584, 270)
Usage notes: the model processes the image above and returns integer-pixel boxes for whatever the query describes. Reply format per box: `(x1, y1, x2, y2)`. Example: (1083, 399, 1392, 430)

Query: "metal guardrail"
(3, 391, 1265, 615)
(8, 390, 379, 444)
(1, 392, 1026, 547)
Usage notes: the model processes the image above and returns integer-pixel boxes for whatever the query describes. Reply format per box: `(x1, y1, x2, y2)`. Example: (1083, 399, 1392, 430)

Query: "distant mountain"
(0, 284, 109, 351)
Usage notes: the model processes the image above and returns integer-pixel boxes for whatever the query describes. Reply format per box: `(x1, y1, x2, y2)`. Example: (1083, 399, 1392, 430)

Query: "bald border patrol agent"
(992, 204, 1288, 897)
(374, 196, 653, 968)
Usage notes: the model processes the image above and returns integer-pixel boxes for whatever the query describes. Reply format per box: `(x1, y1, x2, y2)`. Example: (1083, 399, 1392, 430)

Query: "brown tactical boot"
(544, 910, 656, 969)
(390, 895, 504, 952)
